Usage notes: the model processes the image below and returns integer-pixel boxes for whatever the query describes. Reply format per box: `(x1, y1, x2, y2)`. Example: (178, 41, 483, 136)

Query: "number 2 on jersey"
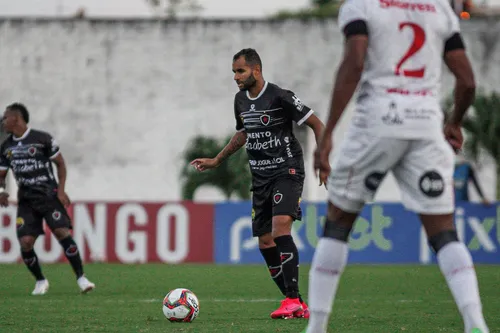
(395, 22, 426, 78)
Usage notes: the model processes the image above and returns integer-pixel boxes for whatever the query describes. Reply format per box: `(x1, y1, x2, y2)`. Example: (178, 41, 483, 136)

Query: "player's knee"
(271, 216, 293, 238)
(323, 220, 352, 242)
(53, 227, 71, 241)
(18, 236, 36, 251)
(258, 233, 275, 248)
(323, 204, 356, 242)
(428, 230, 459, 253)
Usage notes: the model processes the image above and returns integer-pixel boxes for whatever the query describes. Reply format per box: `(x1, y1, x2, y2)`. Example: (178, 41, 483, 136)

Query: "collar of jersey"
(246, 81, 268, 101)
(12, 127, 32, 141)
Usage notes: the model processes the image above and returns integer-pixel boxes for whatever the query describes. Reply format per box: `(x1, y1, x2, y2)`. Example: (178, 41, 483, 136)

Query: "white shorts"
(327, 131, 455, 214)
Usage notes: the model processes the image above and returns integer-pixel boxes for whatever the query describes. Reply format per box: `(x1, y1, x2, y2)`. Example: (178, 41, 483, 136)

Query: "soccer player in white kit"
(304, 0, 490, 332)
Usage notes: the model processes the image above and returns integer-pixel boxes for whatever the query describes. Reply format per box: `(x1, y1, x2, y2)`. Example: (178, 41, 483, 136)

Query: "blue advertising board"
(214, 202, 500, 264)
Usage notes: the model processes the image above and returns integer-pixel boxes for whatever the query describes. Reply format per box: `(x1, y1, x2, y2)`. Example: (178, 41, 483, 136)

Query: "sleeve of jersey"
(444, 7, 464, 53)
(282, 90, 314, 126)
(47, 135, 61, 159)
(234, 99, 245, 132)
(338, 0, 368, 37)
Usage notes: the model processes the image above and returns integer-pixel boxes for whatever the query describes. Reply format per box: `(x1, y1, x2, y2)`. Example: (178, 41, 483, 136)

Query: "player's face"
(2, 110, 18, 133)
(232, 56, 257, 91)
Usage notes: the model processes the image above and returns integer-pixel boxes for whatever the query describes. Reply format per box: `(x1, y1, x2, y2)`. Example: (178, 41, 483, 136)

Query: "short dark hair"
(6, 103, 30, 123)
(233, 48, 262, 70)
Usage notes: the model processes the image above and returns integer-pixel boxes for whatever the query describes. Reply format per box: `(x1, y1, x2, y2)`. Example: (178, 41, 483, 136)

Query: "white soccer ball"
(162, 288, 200, 322)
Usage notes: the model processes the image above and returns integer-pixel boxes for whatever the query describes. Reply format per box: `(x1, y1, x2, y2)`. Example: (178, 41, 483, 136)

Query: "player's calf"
(426, 225, 489, 333)
(19, 236, 46, 286)
(272, 216, 301, 299)
(306, 205, 357, 333)
(54, 228, 96, 293)
(260, 246, 287, 296)
(54, 228, 84, 278)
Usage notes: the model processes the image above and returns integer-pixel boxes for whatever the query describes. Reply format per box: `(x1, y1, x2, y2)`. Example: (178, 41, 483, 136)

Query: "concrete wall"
(0, 18, 498, 202)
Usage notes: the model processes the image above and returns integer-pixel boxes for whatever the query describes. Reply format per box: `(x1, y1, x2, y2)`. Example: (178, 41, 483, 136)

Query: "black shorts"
(251, 176, 304, 237)
(16, 197, 72, 238)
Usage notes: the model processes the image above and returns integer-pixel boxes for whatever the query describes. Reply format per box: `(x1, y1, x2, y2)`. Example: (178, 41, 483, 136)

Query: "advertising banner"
(0, 202, 214, 264)
(214, 202, 500, 265)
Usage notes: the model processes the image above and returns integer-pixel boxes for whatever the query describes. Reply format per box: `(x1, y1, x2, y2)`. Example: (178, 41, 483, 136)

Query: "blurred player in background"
(0, 103, 95, 295)
(191, 48, 328, 319)
(304, 0, 489, 332)
(454, 154, 489, 204)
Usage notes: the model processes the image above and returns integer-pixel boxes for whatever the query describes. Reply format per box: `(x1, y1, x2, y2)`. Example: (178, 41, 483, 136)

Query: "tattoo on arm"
(216, 132, 247, 163)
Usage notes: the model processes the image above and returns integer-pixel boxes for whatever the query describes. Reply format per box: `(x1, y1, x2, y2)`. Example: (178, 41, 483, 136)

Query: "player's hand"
(314, 134, 332, 187)
(444, 123, 463, 153)
(190, 158, 220, 172)
(0, 192, 9, 207)
(58, 189, 71, 207)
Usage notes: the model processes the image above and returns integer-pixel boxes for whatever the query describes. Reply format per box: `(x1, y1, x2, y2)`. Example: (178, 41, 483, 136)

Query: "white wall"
(0, 18, 498, 202)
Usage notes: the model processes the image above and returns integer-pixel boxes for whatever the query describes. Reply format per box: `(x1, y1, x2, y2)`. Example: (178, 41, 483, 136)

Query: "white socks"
(305, 239, 488, 333)
(306, 238, 349, 333)
(437, 242, 489, 333)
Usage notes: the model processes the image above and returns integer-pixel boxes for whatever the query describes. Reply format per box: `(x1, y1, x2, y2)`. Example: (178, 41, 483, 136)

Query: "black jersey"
(234, 82, 314, 187)
(0, 128, 61, 199)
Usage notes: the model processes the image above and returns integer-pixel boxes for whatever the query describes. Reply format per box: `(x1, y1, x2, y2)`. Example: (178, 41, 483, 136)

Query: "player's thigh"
(393, 138, 455, 214)
(271, 177, 303, 221)
(16, 203, 44, 238)
(251, 186, 273, 238)
(327, 132, 408, 213)
(42, 199, 73, 232)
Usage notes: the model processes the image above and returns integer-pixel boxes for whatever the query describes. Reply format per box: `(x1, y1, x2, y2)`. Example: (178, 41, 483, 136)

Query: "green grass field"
(0, 264, 498, 333)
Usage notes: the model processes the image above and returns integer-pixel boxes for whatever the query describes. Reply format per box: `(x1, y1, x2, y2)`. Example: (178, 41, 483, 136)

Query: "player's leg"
(306, 203, 359, 333)
(395, 139, 489, 333)
(252, 188, 288, 298)
(270, 177, 305, 319)
(44, 201, 95, 293)
(16, 203, 48, 295)
(305, 134, 407, 333)
(421, 215, 488, 333)
(258, 234, 287, 297)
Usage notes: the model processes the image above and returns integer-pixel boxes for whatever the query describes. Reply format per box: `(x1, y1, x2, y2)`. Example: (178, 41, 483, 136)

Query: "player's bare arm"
(304, 114, 324, 148)
(304, 114, 329, 185)
(191, 131, 247, 172)
(51, 153, 71, 206)
(0, 169, 9, 207)
(314, 34, 368, 181)
(443, 45, 476, 151)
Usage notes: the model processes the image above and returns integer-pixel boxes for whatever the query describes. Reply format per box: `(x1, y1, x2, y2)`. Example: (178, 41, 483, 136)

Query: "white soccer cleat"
(77, 276, 95, 294)
(31, 279, 49, 295)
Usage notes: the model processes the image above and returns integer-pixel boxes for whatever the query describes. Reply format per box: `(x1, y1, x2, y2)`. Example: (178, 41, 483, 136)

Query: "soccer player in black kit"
(191, 49, 328, 319)
(0, 103, 95, 295)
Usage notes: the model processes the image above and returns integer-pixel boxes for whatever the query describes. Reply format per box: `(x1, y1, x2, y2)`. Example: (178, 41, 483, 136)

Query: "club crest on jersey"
(250, 104, 256, 111)
(273, 192, 283, 204)
(52, 211, 61, 220)
(260, 114, 271, 126)
(28, 147, 37, 156)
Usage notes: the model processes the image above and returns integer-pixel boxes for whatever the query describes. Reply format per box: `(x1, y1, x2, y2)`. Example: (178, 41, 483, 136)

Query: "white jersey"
(338, 0, 461, 139)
